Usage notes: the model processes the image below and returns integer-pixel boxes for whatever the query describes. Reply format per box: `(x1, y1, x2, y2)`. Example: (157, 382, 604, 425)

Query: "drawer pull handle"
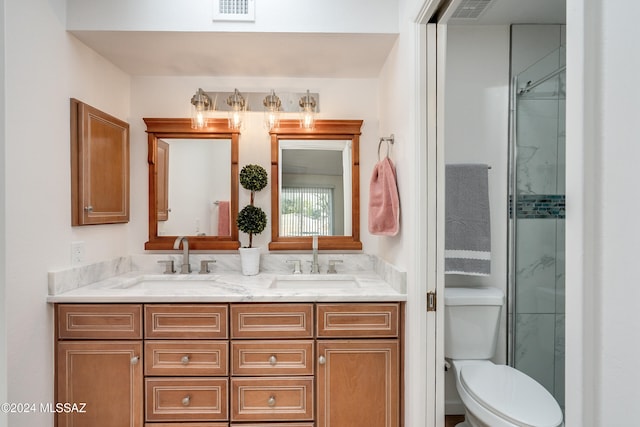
(268, 355, 277, 366)
(318, 355, 326, 365)
(181, 355, 190, 365)
(130, 356, 140, 365)
(267, 396, 276, 407)
(182, 395, 190, 406)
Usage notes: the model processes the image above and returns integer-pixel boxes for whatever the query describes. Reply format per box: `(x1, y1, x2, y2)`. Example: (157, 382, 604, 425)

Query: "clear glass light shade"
(264, 109, 280, 130)
(263, 90, 282, 130)
(191, 106, 210, 129)
(228, 109, 244, 129)
(299, 90, 316, 129)
(226, 88, 246, 130)
(190, 88, 212, 129)
(300, 108, 315, 129)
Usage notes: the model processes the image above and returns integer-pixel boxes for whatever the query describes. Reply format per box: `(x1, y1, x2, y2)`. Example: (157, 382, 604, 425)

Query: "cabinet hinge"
(427, 291, 437, 312)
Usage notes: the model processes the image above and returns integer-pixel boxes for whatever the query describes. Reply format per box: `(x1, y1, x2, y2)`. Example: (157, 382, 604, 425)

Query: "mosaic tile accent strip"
(512, 194, 565, 219)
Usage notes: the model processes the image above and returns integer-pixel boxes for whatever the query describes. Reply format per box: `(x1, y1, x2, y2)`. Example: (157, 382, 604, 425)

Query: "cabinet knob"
(267, 396, 276, 407)
(130, 356, 140, 365)
(84, 206, 93, 212)
(268, 355, 277, 366)
(182, 395, 190, 406)
(318, 355, 326, 365)
(181, 355, 190, 365)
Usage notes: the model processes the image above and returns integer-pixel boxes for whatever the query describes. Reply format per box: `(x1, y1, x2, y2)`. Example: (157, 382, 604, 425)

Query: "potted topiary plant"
(236, 164, 268, 275)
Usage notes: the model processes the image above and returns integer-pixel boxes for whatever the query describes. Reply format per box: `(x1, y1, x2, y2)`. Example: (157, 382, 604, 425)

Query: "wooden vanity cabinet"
(144, 304, 229, 424)
(56, 304, 144, 427)
(230, 304, 314, 424)
(55, 302, 402, 427)
(316, 303, 401, 427)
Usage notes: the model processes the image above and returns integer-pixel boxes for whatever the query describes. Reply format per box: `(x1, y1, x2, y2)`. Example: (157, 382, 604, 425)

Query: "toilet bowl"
(451, 360, 563, 427)
(444, 287, 563, 427)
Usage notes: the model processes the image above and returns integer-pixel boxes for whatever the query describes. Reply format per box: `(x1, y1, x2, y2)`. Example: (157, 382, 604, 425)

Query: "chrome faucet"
(173, 236, 191, 274)
(310, 235, 320, 274)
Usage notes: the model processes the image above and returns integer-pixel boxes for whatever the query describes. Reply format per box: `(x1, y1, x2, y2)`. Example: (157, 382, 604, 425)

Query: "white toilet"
(444, 287, 564, 427)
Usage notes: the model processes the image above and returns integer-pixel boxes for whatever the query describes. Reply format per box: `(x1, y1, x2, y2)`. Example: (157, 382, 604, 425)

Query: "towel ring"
(378, 134, 395, 160)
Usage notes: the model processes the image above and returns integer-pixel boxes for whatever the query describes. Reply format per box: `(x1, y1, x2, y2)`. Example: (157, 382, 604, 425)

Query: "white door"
(417, 1, 453, 425)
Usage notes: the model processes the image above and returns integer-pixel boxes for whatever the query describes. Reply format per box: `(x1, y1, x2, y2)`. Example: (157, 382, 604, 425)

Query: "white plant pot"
(239, 247, 261, 276)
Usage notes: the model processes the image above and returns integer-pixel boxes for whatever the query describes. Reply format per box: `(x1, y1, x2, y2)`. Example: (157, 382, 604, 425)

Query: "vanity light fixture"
(263, 89, 282, 130)
(226, 88, 246, 129)
(190, 88, 213, 129)
(299, 89, 317, 129)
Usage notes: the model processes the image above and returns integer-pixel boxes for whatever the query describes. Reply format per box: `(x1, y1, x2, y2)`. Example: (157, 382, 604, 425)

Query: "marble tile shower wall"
(514, 77, 565, 407)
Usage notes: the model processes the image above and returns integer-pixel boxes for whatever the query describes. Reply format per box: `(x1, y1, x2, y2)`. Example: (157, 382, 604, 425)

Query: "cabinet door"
(57, 341, 143, 427)
(71, 98, 130, 225)
(317, 340, 399, 427)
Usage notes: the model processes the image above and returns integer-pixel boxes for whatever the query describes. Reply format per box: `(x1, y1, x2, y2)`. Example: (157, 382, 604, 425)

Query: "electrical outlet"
(71, 241, 85, 266)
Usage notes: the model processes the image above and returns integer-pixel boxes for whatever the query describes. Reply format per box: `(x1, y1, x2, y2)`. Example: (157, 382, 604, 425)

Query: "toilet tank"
(444, 287, 504, 360)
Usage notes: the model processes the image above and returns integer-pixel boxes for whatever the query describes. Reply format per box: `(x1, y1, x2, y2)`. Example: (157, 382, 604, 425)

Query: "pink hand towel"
(217, 201, 231, 236)
(368, 157, 400, 236)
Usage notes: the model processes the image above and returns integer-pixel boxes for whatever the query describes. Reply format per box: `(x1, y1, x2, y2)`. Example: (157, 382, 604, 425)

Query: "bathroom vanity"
(49, 254, 406, 427)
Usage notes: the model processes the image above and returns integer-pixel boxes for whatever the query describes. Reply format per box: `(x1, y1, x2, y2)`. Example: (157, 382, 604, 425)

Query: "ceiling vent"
(451, 0, 495, 20)
(213, 0, 255, 22)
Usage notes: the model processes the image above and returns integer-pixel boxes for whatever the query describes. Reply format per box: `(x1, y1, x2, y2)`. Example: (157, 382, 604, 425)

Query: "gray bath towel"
(445, 164, 491, 275)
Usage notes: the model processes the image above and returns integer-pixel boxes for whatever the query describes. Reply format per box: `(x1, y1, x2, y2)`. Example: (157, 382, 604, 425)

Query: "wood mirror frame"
(269, 119, 363, 251)
(144, 118, 240, 250)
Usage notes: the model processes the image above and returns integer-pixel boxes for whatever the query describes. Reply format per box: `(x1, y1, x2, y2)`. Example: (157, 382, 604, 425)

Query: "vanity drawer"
(230, 377, 314, 422)
(230, 424, 313, 427)
(231, 340, 314, 376)
(145, 305, 228, 339)
(57, 304, 142, 339)
(146, 424, 228, 427)
(145, 341, 229, 376)
(230, 304, 313, 339)
(316, 303, 399, 338)
(145, 378, 229, 422)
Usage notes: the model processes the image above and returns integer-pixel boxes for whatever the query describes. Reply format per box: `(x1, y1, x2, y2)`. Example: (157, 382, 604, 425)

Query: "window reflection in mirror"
(144, 118, 240, 251)
(157, 138, 231, 237)
(269, 119, 363, 251)
(279, 140, 352, 237)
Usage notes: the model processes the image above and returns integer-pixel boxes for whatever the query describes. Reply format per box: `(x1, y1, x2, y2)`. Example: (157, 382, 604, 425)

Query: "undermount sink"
(114, 275, 221, 290)
(269, 274, 360, 290)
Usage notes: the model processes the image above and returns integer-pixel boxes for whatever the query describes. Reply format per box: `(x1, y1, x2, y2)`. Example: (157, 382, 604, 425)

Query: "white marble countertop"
(47, 254, 407, 303)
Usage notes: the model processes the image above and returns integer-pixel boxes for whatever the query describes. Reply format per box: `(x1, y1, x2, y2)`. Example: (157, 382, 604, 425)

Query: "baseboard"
(445, 399, 465, 415)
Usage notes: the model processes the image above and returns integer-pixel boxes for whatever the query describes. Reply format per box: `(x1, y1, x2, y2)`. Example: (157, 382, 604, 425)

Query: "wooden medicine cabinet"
(70, 98, 130, 225)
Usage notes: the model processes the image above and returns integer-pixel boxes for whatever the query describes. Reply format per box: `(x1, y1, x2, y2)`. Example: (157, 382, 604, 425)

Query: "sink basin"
(113, 275, 221, 290)
(270, 274, 360, 290)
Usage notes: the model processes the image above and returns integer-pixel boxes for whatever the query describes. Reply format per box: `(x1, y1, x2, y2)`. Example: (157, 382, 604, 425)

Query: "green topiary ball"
(236, 205, 267, 235)
(239, 164, 268, 193)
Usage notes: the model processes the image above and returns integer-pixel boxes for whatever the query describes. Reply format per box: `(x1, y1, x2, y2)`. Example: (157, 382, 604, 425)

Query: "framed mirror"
(269, 119, 363, 250)
(144, 118, 240, 250)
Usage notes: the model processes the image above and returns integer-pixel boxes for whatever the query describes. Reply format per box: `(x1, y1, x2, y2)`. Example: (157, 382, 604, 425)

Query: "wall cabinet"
(55, 302, 402, 427)
(70, 98, 130, 225)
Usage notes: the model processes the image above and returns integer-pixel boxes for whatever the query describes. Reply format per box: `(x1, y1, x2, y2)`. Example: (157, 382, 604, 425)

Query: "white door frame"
(414, 1, 466, 426)
(416, 2, 589, 426)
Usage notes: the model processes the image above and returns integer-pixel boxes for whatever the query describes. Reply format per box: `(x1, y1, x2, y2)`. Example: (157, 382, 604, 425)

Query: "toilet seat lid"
(460, 364, 563, 427)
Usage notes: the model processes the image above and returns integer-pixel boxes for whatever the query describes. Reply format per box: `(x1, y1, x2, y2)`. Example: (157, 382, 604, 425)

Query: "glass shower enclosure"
(508, 26, 565, 409)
